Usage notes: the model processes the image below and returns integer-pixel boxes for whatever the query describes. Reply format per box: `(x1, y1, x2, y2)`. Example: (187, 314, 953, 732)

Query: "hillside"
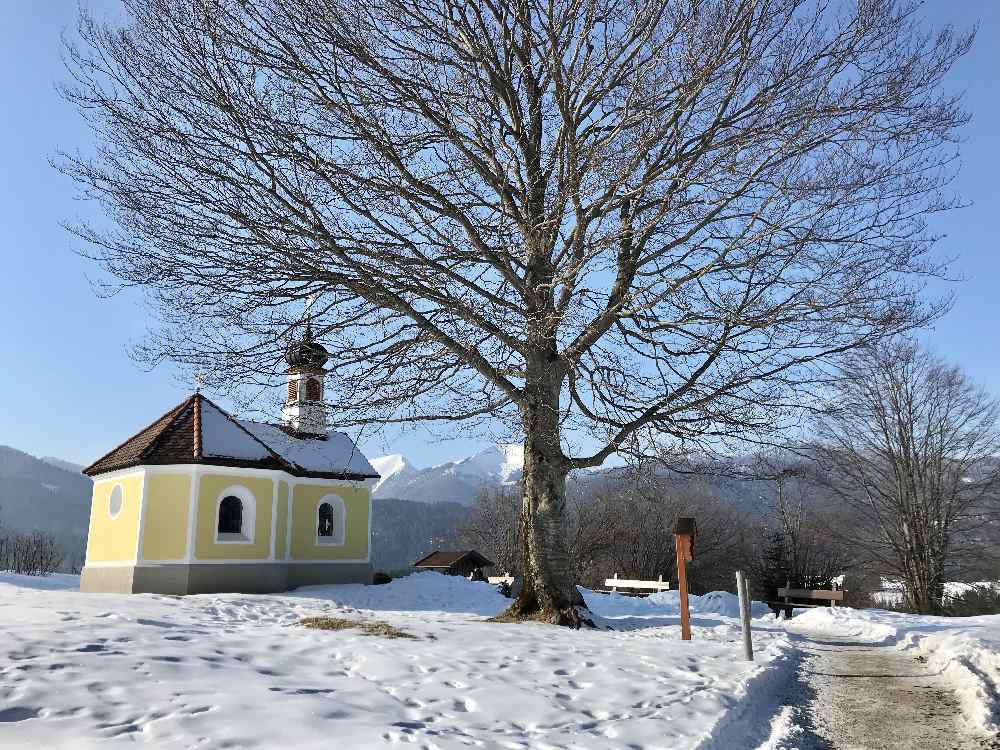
(0, 445, 91, 570)
(370, 497, 470, 572)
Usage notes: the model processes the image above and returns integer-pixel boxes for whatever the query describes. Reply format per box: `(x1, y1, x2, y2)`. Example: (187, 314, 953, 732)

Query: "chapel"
(79, 325, 379, 594)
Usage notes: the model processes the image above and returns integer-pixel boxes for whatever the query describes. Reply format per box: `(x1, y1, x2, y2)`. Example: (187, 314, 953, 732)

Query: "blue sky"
(1, 2, 997, 469)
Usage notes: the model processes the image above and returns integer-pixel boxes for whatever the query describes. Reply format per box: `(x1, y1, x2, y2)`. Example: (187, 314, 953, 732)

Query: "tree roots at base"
(491, 587, 598, 629)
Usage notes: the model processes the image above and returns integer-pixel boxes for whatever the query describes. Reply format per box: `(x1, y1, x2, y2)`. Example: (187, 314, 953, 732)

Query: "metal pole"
(736, 570, 754, 661)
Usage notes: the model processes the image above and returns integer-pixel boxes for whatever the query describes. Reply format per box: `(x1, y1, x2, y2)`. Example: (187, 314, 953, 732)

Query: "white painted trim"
(268, 478, 278, 560)
(83, 488, 94, 567)
(314, 493, 346, 546)
(365, 490, 372, 563)
(284, 482, 293, 561)
(122, 559, 371, 567)
(95, 463, 374, 487)
(185, 467, 200, 562)
(88, 467, 148, 483)
(85, 559, 370, 568)
(213, 484, 257, 544)
(133, 472, 147, 562)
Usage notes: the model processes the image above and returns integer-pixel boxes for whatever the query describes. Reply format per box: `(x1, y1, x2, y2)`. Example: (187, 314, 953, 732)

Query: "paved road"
(782, 635, 999, 750)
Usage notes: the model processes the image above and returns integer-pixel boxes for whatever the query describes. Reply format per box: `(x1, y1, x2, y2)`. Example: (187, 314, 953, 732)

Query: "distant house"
(413, 550, 494, 578)
(79, 323, 381, 595)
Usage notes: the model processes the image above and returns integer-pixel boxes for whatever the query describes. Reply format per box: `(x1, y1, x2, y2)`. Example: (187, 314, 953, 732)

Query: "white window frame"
(108, 483, 125, 520)
(315, 493, 346, 546)
(214, 485, 257, 544)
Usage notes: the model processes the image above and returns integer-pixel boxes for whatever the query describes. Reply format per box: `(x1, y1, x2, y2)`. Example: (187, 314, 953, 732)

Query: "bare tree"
(459, 486, 522, 575)
(0, 527, 65, 577)
(59, 0, 970, 624)
(605, 479, 753, 592)
(812, 341, 1000, 613)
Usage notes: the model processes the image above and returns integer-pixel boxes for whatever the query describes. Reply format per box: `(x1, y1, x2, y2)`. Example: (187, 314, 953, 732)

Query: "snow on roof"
(238, 420, 378, 478)
(200, 401, 276, 461)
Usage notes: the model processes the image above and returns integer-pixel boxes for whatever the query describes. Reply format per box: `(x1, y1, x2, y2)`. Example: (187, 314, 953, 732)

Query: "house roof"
(413, 550, 495, 569)
(83, 393, 379, 481)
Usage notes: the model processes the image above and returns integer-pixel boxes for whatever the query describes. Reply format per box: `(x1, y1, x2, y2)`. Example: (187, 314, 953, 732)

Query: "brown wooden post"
(674, 517, 697, 641)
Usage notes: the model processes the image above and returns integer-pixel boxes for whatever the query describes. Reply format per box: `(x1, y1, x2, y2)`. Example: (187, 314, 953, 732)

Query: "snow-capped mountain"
(367, 443, 784, 511)
(370, 444, 524, 505)
(40, 456, 83, 474)
(369, 453, 420, 495)
(448, 444, 524, 484)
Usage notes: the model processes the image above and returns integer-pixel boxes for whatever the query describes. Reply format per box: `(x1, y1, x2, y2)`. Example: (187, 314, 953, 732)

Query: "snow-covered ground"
(785, 605, 1000, 736)
(0, 572, 793, 749)
(871, 578, 1000, 607)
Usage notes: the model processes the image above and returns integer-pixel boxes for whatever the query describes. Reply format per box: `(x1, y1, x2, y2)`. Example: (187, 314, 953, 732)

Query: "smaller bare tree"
(459, 486, 522, 576)
(573, 469, 754, 593)
(813, 341, 1000, 613)
(0, 530, 64, 577)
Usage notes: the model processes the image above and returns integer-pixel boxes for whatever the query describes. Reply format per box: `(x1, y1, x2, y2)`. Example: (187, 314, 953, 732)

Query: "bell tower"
(281, 320, 330, 436)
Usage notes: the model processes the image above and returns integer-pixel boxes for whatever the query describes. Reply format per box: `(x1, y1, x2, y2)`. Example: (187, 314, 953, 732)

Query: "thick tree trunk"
(496, 354, 592, 627)
(904, 558, 946, 614)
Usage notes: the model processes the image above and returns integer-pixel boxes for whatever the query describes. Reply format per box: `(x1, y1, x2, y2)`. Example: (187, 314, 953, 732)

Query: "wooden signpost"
(673, 517, 697, 641)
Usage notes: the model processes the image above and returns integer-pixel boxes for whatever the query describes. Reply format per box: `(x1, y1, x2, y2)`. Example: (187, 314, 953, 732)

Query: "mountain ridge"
(371, 444, 526, 505)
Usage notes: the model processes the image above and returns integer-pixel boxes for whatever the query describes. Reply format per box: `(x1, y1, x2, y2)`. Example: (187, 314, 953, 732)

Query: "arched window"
(214, 485, 256, 544)
(218, 496, 243, 535)
(315, 495, 345, 545)
(318, 503, 334, 537)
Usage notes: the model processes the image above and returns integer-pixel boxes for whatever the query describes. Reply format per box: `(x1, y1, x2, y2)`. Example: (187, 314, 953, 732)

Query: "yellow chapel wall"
(289, 482, 370, 561)
(86, 471, 144, 563)
(193, 473, 274, 560)
(140, 473, 192, 561)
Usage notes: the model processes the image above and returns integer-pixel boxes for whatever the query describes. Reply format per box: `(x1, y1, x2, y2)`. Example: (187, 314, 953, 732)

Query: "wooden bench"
(768, 586, 845, 617)
(595, 573, 670, 597)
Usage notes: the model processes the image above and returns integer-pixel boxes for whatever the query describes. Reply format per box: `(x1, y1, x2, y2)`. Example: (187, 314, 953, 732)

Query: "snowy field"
(870, 578, 1000, 608)
(785, 605, 1000, 736)
(0, 572, 793, 749)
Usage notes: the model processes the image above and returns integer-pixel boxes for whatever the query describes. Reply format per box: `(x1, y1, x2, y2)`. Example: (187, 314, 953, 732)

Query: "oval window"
(108, 485, 124, 519)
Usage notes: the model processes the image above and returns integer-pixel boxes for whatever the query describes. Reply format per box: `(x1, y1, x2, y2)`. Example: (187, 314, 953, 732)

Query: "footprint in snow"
(0, 707, 40, 723)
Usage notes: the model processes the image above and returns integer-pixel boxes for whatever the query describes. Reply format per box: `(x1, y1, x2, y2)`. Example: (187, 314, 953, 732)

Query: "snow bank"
(787, 606, 1000, 735)
(899, 626, 1000, 735)
(290, 570, 508, 615)
(784, 606, 897, 643)
(0, 572, 80, 591)
(871, 578, 1000, 607)
(293, 575, 774, 623)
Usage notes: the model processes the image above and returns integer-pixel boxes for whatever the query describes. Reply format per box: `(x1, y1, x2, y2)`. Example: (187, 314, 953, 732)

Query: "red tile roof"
(413, 550, 495, 569)
(82, 393, 376, 481)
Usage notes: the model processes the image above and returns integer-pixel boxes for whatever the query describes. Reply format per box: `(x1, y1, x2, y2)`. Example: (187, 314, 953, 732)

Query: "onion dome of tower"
(285, 321, 329, 371)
